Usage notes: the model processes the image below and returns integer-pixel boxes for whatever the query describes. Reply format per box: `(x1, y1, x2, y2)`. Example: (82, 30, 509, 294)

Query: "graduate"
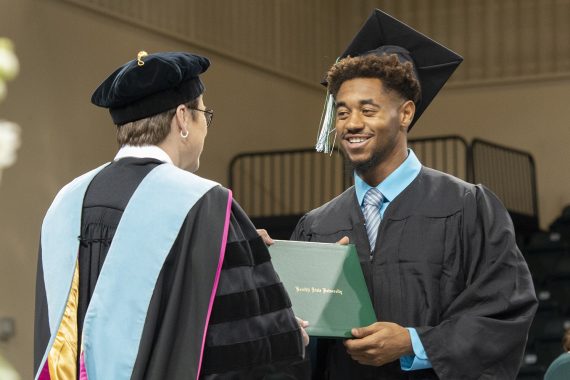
(292, 9, 538, 379)
(34, 51, 308, 379)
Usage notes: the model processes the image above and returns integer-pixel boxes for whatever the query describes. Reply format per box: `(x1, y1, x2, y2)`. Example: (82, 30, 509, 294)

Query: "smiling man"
(292, 9, 537, 380)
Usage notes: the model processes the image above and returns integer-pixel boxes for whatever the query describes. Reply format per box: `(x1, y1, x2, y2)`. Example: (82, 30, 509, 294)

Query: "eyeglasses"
(189, 107, 214, 128)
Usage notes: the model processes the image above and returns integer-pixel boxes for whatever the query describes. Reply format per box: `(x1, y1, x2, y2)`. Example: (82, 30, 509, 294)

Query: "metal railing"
(228, 148, 351, 217)
(470, 138, 539, 233)
(228, 135, 539, 237)
(228, 136, 469, 217)
(409, 135, 469, 180)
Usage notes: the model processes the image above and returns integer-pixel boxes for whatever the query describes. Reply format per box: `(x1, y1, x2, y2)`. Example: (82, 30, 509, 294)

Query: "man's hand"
(296, 317, 310, 347)
(256, 229, 274, 246)
(344, 322, 413, 366)
(336, 236, 350, 245)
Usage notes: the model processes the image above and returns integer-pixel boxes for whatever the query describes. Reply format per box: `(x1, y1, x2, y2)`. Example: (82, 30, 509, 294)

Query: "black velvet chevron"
(202, 233, 305, 377)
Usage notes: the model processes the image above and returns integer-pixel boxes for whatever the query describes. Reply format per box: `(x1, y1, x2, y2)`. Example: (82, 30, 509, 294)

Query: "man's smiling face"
(334, 77, 409, 175)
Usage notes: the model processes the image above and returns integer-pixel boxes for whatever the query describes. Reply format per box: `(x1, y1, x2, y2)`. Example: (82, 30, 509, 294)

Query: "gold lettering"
(293, 286, 342, 295)
(322, 288, 343, 296)
(295, 286, 311, 293)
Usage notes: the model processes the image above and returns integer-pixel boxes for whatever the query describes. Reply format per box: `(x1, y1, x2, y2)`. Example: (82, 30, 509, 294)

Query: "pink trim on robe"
(195, 190, 233, 380)
(79, 352, 88, 380)
(38, 360, 51, 380)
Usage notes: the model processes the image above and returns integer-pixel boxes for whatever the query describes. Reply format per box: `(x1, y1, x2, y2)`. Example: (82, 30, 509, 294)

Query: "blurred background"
(0, 0, 569, 378)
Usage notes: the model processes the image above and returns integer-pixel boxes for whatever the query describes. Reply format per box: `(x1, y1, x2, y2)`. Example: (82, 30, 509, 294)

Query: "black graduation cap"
(92, 51, 210, 125)
(316, 9, 463, 152)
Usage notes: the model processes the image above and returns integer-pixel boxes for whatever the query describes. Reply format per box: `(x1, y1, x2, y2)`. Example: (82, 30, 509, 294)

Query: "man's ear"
(400, 100, 416, 130)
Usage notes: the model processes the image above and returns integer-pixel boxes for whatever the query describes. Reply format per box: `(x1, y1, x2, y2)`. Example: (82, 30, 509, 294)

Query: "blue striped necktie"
(363, 188, 384, 251)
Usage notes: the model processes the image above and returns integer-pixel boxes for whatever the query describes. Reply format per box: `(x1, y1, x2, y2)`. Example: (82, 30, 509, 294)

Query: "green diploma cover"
(269, 240, 376, 338)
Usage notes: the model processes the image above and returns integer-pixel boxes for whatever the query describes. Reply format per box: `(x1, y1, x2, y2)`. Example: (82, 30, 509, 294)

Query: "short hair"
(326, 53, 421, 104)
(563, 328, 570, 352)
(116, 97, 199, 146)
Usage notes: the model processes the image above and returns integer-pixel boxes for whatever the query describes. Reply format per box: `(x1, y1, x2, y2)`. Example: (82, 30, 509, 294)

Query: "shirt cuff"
(400, 328, 432, 371)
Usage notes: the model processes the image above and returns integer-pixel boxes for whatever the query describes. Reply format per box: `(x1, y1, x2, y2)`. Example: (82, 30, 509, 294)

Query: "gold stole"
(48, 261, 79, 379)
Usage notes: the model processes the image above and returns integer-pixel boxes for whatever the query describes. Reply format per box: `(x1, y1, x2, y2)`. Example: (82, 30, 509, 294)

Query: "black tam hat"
(91, 51, 210, 125)
(316, 9, 463, 153)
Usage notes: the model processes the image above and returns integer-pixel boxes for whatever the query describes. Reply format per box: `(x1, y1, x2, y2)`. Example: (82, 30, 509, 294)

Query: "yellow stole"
(47, 261, 79, 379)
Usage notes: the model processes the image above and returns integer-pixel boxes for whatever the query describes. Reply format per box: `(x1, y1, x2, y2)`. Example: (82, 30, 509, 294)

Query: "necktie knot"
(363, 188, 383, 208)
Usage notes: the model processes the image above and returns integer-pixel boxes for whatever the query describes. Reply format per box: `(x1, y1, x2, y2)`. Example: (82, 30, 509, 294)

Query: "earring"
(180, 130, 189, 139)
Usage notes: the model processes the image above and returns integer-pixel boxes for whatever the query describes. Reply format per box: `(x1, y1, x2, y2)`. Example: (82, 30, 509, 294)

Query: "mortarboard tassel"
(315, 91, 337, 154)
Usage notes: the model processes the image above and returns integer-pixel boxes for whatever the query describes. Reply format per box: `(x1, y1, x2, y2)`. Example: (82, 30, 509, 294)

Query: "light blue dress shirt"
(354, 149, 432, 371)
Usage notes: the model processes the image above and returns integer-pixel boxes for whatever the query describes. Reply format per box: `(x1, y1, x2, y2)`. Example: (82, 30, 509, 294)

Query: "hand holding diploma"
(334, 235, 412, 365)
(256, 228, 274, 246)
(344, 322, 413, 366)
(296, 317, 310, 347)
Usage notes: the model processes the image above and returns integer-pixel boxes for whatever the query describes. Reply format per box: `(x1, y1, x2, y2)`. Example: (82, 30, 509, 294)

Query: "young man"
(292, 10, 537, 379)
(35, 51, 308, 379)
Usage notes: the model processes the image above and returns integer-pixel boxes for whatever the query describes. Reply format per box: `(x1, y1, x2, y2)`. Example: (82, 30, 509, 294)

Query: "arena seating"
(519, 206, 570, 379)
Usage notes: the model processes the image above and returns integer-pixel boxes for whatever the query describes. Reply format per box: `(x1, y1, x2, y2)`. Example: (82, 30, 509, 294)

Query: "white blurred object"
(0, 354, 20, 380)
(0, 120, 20, 183)
(0, 39, 21, 380)
(0, 38, 20, 81)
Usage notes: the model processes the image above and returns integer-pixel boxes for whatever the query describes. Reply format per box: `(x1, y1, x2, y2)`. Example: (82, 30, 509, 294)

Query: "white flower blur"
(0, 353, 21, 380)
(0, 120, 20, 169)
(0, 38, 20, 184)
(0, 38, 19, 81)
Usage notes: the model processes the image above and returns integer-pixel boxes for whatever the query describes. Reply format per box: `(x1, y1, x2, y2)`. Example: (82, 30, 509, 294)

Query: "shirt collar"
(114, 145, 173, 164)
(355, 149, 422, 206)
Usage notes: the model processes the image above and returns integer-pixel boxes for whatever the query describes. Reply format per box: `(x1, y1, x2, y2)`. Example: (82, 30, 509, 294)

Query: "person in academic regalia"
(291, 9, 538, 380)
(34, 51, 309, 380)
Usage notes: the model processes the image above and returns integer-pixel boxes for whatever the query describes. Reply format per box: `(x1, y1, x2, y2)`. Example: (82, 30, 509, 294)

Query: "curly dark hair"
(564, 328, 570, 352)
(327, 53, 421, 104)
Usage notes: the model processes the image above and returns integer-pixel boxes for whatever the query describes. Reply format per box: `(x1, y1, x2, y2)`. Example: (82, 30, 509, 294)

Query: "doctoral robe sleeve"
(200, 198, 309, 379)
(416, 185, 538, 379)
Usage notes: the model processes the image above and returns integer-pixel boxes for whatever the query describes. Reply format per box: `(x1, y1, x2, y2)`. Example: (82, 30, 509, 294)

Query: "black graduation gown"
(35, 157, 308, 379)
(291, 166, 537, 380)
